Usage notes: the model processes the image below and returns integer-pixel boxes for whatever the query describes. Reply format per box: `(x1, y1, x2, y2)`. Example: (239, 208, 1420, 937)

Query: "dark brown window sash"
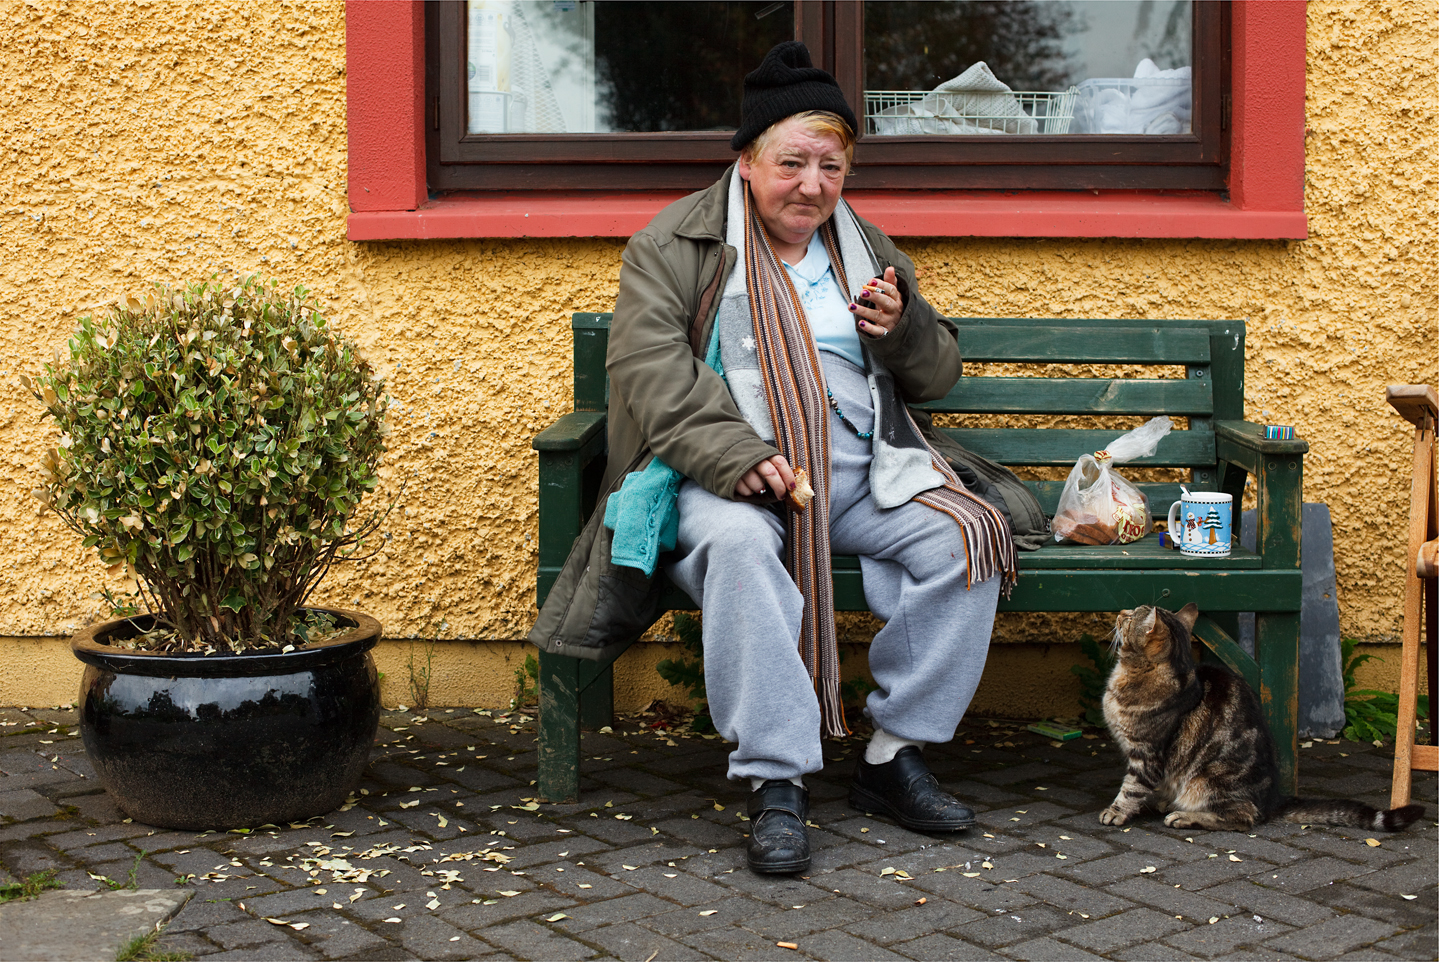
(427, 1, 1228, 193)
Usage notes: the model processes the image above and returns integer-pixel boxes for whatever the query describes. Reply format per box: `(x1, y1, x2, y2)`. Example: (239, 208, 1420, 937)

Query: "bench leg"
(580, 663, 614, 730)
(538, 651, 582, 804)
(1256, 611, 1300, 795)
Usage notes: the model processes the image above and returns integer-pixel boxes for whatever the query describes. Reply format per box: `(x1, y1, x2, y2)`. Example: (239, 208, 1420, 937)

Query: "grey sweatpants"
(666, 356, 1001, 783)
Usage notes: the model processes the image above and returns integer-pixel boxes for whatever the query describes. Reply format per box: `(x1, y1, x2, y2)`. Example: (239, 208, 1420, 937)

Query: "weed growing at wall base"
(656, 613, 711, 732)
(1070, 632, 1115, 727)
(1341, 638, 1430, 743)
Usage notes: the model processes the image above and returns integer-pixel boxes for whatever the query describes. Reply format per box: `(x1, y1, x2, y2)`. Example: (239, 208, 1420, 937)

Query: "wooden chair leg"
(1256, 611, 1301, 796)
(1389, 387, 1437, 808)
(537, 651, 582, 804)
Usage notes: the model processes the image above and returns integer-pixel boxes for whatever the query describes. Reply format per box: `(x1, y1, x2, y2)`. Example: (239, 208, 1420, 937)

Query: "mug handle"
(1167, 501, 1182, 538)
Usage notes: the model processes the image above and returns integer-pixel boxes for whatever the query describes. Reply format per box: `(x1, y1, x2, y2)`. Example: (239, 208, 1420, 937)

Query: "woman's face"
(738, 116, 848, 256)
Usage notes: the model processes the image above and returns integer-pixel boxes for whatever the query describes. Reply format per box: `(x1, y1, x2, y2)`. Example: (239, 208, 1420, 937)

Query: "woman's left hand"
(850, 266, 903, 339)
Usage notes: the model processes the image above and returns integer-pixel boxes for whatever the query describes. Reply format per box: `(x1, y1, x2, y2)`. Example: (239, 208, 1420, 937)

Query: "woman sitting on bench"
(601, 42, 1016, 874)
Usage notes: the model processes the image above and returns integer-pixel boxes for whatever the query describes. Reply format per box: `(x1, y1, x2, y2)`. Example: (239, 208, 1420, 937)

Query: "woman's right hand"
(735, 454, 796, 502)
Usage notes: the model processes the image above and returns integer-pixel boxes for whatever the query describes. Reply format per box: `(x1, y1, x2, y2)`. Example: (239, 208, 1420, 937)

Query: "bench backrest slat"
(571, 314, 1246, 494)
(958, 324, 1212, 364)
(1028, 480, 1187, 517)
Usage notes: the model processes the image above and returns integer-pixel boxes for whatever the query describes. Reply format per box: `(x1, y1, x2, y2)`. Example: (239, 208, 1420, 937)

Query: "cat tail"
(1273, 797, 1425, 832)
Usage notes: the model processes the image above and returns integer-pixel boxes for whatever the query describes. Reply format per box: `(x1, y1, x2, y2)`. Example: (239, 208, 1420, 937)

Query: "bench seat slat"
(955, 325, 1211, 364)
(945, 427, 1215, 467)
(659, 563, 1299, 614)
(833, 535, 1257, 570)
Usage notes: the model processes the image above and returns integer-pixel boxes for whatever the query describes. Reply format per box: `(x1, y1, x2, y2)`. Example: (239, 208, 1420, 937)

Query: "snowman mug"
(1167, 491, 1233, 558)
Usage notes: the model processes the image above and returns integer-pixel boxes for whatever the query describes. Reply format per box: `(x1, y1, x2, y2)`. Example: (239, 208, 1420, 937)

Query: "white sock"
(750, 776, 805, 792)
(865, 726, 925, 765)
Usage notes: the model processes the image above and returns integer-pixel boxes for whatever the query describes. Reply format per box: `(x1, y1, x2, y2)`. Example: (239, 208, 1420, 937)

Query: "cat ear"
(1174, 603, 1200, 630)
(1140, 608, 1158, 634)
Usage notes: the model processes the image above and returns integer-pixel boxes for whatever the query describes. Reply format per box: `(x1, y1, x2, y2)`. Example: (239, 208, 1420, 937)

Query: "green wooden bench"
(533, 314, 1308, 803)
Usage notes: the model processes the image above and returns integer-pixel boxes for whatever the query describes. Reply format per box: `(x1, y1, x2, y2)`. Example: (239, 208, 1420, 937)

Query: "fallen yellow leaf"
(699, 910, 719, 916)
(1364, 838, 1381, 848)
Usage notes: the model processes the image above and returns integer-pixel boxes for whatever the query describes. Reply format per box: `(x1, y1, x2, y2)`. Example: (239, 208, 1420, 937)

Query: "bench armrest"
(533, 411, 607, 453)
(1213, 420, 1306, 570)
(1213, 419, 1308, 461)
(535, 411, 609, 605)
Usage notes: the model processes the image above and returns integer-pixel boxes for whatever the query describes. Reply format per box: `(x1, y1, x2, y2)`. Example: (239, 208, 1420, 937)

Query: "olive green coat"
(529, 167, 964, 659)
(602, 165, 962, 497)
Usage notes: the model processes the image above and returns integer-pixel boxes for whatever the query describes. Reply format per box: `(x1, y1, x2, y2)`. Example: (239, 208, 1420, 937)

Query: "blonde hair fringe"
(742, 110, 856, 172)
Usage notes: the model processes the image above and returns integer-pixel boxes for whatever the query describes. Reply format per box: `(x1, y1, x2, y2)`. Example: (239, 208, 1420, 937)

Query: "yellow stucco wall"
(0, 2, 1435, 709)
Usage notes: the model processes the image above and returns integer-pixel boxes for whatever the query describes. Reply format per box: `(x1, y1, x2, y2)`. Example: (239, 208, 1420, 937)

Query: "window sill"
(348, 190, 1306, 241)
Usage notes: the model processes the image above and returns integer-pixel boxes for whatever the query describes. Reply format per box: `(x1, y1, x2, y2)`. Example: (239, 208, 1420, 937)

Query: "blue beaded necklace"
(826, 387, 872, 440)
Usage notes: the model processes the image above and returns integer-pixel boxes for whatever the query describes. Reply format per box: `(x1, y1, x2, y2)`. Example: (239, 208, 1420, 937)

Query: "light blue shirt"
(783, 232, 865, 369)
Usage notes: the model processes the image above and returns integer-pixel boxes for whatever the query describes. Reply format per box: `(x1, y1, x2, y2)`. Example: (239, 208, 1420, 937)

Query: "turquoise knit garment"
(604, 322, 726, 576)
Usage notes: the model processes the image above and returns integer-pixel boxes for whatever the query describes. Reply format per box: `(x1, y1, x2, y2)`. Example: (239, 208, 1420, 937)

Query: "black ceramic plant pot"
(71, 608, 382, 831)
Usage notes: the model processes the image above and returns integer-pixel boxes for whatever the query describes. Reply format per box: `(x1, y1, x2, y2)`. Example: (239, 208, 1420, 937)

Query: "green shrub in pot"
(24, 275, 394, 829)
(27, 275, 389, 651)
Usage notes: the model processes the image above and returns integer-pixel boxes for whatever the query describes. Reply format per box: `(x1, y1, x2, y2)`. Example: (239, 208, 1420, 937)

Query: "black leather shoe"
(746, 780, 811, 874)
(849, 746, 975, 832)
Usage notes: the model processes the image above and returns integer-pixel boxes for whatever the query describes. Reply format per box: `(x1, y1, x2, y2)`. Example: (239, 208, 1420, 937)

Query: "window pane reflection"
(466, 1, 793, 134)
(863, 1, 1193, 136)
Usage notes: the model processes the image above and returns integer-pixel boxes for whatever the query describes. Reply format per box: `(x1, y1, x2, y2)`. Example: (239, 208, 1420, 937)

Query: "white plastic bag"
(1052, 416, 1173, 545)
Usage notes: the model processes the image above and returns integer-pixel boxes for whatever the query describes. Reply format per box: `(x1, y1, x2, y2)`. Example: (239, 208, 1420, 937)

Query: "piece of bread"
(786, 468, 814, 511)
(1053, 512, 1118, 545)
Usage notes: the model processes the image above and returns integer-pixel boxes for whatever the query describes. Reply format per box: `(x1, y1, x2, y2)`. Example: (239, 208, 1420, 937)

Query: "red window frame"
(345, 0, 1305, 240)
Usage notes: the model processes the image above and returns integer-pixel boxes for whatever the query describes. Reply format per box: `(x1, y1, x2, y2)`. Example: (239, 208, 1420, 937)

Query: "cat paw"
(1163, 811, 1201, 828)
(1100, 806, 1130, 826)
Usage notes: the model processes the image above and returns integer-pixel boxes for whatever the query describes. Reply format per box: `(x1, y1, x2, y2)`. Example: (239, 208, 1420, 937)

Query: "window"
(427, 0, 1226, 192)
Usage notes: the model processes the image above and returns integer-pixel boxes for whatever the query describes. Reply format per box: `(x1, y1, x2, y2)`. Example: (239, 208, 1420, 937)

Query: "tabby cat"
(1100, 603, 1425, 832)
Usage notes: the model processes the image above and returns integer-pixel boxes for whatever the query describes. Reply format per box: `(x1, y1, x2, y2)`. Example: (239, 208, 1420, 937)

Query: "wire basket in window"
(865, 88, 1079, 136)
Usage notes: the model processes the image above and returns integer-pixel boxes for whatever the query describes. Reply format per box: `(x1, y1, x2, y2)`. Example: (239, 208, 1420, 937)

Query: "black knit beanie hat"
(730, 40, 858, 151)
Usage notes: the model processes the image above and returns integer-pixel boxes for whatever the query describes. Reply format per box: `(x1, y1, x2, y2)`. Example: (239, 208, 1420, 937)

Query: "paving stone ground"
(0, 703, 1433, 961)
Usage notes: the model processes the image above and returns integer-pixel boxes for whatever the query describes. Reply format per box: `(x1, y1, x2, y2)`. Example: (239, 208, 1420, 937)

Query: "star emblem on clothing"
(742, 336, 755, 352)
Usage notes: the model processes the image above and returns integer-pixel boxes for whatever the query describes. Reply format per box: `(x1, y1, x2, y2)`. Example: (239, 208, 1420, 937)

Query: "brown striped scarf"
(736, 180, 1017, 738)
